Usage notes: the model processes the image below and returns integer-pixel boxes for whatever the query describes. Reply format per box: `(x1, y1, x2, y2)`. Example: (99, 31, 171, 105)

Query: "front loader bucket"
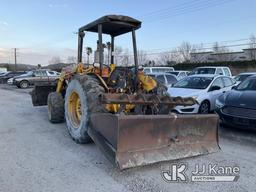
(89, 113, 219, 170)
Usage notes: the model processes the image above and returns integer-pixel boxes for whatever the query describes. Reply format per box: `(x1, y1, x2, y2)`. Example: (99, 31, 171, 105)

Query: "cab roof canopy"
(79, 15, 142, 37)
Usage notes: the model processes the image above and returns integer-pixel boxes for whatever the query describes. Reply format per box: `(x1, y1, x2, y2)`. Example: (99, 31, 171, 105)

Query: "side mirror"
(209, 85, 221, 92)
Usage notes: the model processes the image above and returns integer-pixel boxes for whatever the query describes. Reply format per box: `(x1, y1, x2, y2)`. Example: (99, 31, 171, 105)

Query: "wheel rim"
(21, 82, 28, 88)
(200, 102, 209, 114)
(68, 91, 82, 128)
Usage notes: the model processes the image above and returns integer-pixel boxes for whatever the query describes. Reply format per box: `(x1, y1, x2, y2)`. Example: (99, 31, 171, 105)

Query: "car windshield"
(236, 78, 256, 91)
(190, 68, 216, 75)
(173, 76, 213, 89)
(168, 72, 179, 76)
(234, 74, 252, 82)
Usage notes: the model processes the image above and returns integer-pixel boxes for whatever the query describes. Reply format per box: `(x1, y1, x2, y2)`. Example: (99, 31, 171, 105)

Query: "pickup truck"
(14, 70, 60, 88)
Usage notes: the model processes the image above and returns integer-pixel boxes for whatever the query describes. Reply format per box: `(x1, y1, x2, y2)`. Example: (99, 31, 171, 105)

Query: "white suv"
(143, 67, 174, 74)
(190, 66, 232, 77)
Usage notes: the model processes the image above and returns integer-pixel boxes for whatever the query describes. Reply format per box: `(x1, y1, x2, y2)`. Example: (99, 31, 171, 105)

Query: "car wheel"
(199, 100, 210, 114)
(19, 80, 29, 89)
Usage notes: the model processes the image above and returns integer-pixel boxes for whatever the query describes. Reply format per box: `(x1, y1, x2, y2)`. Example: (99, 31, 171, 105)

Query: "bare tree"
(137, 50, 148, 66)
(67, 56, 76, 64)
(212, 42, 231, 62)
(120, 48, 131, 66)
(49, 56, 62, 64)
(178, 41, 196, 62)
(249, 34, 256, 48)
(157, 48, 183, 66)
(248, 34, 256, 60)
(212, 42, 220, 53)
(114, 46, 123, 65)
(158, 52, 172, 66)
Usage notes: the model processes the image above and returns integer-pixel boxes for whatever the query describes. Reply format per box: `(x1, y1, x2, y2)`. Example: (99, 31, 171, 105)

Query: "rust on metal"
(100, 93, 198, 106)
(90, 113, 220, 170)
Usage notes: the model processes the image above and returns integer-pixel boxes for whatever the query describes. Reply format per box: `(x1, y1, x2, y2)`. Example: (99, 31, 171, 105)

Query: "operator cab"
(77, 15, 142, 90)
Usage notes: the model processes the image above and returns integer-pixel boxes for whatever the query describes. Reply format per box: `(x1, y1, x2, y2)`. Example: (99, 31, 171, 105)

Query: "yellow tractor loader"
(31, 15, 219, 170)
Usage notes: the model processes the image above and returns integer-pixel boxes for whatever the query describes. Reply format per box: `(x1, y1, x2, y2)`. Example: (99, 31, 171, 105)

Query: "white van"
(143, 67, 174, 74)
(189, 66, 232, 77)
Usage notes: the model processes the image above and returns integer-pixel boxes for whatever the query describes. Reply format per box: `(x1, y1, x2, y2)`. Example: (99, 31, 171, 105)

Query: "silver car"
(167, 70, 189, 80)
(168, 74, 235, 114)
(148, 73, 178, 87)
(14, 70, 59, 88)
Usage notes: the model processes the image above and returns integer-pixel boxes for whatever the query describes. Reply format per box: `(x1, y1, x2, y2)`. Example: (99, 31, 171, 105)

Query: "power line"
(138, 0, 206, 19)
(138, 38, 252, 53)
(116, 42, 256, 57)
(137, 0, 237, 24)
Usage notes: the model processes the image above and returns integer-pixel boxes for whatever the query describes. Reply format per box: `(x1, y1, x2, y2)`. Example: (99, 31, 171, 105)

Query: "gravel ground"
(0, 84, 255, 192)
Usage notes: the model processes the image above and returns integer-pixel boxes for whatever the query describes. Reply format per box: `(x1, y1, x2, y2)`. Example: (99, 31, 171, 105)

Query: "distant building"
(190, 48, 256, 63)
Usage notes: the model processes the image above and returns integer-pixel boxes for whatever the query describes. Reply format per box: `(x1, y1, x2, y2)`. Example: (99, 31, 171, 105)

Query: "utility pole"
(13, 48, 18, 72)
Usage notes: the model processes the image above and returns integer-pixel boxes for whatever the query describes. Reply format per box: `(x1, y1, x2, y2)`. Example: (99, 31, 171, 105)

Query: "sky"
(0, 0, 255, 65)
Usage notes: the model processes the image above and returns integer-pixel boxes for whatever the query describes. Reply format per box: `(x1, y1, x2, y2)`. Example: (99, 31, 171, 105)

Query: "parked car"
(47, 71, 61, 76)
(8, 71, 55, 85)
(168, 74, 235, 114)
(14, 70, 59, 88)
(167, 70, 189, 80)
(216, 75, 256, 129)
(189, 66, 232, 77)
(148, 73, 178, 87)
(0, 72, 8, 76)
(0, 71, 27, 84)
(143, 67, 174, 74)
(7, 77, 14, 85)
(233, 72, 256, 85)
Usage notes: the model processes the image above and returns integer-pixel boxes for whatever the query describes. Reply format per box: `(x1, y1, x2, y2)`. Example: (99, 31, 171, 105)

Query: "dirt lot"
(0, 85, 255, 192)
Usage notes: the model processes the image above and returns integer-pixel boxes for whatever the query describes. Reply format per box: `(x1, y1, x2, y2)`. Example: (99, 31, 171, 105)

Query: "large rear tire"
(64, 75, 106, 144)
(47, 92, 64, 123)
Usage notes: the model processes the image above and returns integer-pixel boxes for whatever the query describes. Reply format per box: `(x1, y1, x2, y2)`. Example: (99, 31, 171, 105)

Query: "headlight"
(216, 98, 224, 108)
(191, 95, 198, 100)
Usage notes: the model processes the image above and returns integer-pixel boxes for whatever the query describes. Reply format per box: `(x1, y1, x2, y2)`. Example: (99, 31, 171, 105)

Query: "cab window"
(216, 68, 223, 75)
(223, 68, 231, 76)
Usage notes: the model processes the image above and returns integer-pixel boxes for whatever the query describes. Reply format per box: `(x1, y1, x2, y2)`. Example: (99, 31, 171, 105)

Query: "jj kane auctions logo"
(161, 163, 240, 182)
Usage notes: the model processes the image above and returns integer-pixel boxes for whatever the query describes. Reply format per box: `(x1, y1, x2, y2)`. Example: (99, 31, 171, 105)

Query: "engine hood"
(224, 90, 256, 109)
(168, 87, 205, 97)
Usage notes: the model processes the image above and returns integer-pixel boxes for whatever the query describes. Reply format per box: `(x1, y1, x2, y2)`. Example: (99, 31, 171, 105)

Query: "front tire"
(19, 80, 29, 89)
(199, 100, 210, 114)
(64, 75, 105, 144)
(47, 92, 64, 123)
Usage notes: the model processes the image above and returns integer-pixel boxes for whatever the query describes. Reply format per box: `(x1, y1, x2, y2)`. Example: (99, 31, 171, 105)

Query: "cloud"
(0, 47, 77, 65)
(0, 21, 8, 26)
(48, 3, 68, 8)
